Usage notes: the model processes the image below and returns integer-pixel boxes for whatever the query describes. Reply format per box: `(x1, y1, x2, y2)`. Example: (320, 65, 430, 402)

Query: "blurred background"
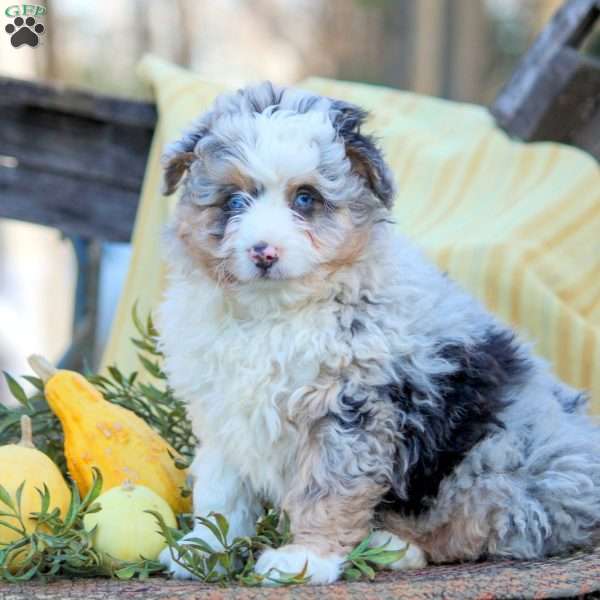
(0, 0, 572, 400)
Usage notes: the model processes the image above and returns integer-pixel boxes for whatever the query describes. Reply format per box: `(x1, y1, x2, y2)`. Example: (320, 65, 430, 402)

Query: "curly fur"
(157, 82, 600, 584)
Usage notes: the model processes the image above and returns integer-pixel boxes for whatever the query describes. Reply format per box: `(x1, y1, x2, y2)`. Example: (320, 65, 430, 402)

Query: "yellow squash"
(28, 355, 191, 514)
(0, 415, 70, 545)
(83, 481, 176, 561)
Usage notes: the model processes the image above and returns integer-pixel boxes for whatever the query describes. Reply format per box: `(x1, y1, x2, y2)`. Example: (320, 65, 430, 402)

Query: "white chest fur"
(157, 273, 347, 502)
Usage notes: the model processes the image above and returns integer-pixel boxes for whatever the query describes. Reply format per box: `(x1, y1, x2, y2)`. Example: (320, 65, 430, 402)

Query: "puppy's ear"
(162, 151, 196, 196)
(330, 100, 395, 208)
(161, 125, 207, 196)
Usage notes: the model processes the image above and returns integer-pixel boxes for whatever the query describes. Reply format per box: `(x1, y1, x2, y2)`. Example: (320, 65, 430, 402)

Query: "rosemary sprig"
(0, 303, 197, 477)
(343, 533, 408, 581)
(0, 479, 103, 581)
(86, 303, 198, 459)
(0, 377, 66, 473)
(152, 509, 408, 585)
(0, 469, 166, 581)
(151, 508, 307, 586)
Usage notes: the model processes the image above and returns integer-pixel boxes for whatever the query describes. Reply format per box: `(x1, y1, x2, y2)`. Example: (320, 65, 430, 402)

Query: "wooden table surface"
(2, 548, 600, 600)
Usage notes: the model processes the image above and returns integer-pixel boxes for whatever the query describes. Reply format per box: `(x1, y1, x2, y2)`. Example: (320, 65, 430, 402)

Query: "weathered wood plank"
(0, 76, 157, 241)
(0, 162, 140, 241)
(574, 103, 600, 158)
(492, 0, 600, 131)
(0, 76, 157, 128)
(0, 104, 154, 190)
(490, 0, 600, 160)
(2, 547, 600, 599)
(529, 48, 600, 148)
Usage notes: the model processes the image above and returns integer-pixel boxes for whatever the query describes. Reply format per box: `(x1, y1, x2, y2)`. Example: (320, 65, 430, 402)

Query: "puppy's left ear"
(330, 101, 395, 208)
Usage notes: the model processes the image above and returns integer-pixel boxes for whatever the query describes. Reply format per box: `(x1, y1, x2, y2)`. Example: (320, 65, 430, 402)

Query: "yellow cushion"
(103, 55, 600, 412)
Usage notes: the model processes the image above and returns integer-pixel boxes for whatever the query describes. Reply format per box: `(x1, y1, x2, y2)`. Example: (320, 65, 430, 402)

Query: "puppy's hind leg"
(499, 415, 600, 558)
(387, 419, 600, 564)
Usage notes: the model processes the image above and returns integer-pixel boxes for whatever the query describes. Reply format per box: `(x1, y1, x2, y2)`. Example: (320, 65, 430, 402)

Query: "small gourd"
(0, 415, 70, 544)
(28, 355, 191, 514)
(83, 481, 176, 561)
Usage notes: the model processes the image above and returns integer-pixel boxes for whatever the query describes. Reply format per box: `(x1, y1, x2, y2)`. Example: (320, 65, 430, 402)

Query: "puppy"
(157, 82, 600, 584)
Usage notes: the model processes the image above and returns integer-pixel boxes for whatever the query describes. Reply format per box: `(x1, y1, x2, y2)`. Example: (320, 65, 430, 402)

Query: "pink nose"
(249, 242, 279, 270)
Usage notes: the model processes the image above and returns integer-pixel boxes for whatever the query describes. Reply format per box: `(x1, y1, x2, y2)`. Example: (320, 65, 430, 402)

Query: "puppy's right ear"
(161, 125, 207, 196)
(161, 150, 196, 196)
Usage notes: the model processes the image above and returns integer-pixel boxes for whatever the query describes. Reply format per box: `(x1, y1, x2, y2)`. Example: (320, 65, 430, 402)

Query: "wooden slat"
(0, 162, 141, 241)
(490, 0, 600, 160)
(0, 76, 157, 128)
(0, 76, 157, 241)
(530, 48, 600, 155)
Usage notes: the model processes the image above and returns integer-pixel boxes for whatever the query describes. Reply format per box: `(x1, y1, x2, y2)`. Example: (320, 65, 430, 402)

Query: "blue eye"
(293, 191, 315, 212)
(226, 193, 247, 212)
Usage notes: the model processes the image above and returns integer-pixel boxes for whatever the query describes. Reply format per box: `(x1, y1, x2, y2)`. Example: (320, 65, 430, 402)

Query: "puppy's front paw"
(255, 544, 344, 585)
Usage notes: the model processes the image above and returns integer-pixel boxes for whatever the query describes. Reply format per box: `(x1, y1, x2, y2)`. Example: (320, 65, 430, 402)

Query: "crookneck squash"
(28, 355, 191, 514)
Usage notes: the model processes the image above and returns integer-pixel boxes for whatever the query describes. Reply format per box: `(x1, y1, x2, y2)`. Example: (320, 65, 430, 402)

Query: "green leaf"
(137, 355, 163, 379)
(36, 484, 51, 517)
(115, 564, 138, 579)
(366, 548, 407, 565)
(353, 559, 376, 579)
(172, 454, 191, 471)
(107, 366, 124, 386)
(146, 314, 159, 339)
(22, 376, 44, 392)
(131, 301, 145, 337)
(131, 338, 160, 356)
(82, 468, 104, 509)
(196, 515, 226, 547)
(0, 485, 15, 511)
(212, 513, 229, 543)
(264, 560, 310, 585)
(349, 533, 372, 558)
(3, 373, 30, 407)
(148, 510, 180, 547)
(61, 483, 81, 530)
(343, 566, 362, 581)
(0, 520, 26, 536)
(14, 482, 25, 515)
(184, 537, 216, 555)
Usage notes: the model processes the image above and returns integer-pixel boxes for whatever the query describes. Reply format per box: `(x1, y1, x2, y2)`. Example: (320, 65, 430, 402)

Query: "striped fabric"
(102, 55, 600, 412)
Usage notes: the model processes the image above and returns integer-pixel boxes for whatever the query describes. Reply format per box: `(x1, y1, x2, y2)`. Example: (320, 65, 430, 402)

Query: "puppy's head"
(162, 82, 395, 286)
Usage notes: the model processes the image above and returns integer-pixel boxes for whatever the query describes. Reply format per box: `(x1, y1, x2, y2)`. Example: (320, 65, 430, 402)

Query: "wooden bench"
(0, 0, 598, 370)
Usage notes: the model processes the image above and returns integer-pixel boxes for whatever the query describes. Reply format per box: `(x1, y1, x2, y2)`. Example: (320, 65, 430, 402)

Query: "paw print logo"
(5, 16, 45, 48)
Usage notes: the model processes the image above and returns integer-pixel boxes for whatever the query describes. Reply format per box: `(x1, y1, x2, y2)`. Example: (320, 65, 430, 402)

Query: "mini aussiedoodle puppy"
(157, 83, 600, 584)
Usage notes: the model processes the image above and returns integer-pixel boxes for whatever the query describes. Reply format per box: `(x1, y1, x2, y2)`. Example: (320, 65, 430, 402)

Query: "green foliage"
(87, 303, 198, 459)
(152, 510, 408, 585)
(343, 534, 407, 581)
(0, 374, 67, 473)
(0, 303, 197, 478)
(0, 469, 162, 581)
(151, 508, 304, 586)
(0, 305, 407, 585)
